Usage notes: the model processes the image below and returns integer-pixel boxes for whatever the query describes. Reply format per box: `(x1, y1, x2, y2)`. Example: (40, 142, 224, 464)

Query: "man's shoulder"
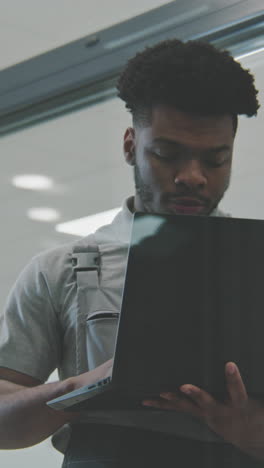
(32, 220, 127, 281)
(36, 201, 130, 271)
(33, 234, 96, 275)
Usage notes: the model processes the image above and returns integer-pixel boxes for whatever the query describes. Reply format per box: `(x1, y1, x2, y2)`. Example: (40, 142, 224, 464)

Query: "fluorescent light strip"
(104, 5, 209, 50)
(0, 87, 116, 136)
(56, 207, 121, 237)
(235, 46, 264, 61)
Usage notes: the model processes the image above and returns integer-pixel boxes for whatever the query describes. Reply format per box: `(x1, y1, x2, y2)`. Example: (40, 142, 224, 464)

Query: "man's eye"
(152, 151, 177, 162)
(204, 158, 229, 168)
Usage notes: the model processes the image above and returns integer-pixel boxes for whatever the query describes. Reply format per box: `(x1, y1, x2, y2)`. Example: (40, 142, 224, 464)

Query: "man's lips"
(167, 198, 207, 214)
(169, 197, 205, 206)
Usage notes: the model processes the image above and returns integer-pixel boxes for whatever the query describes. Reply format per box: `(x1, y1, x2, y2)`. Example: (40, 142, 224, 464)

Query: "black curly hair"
(117, 39, 260, 133)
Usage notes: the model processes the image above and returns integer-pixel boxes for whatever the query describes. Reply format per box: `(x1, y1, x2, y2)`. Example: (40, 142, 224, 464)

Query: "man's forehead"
(151, 137, 231, 153)
(151, 106, 233, 130)
(137, 107, 234, 147)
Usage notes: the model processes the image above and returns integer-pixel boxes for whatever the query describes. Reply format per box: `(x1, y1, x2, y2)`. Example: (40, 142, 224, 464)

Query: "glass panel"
(0, 42, 263, 468)
(221, 48, 264, 218)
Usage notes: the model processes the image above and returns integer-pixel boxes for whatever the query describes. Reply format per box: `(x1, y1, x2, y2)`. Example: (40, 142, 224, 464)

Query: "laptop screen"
(113, 213, 264, 399)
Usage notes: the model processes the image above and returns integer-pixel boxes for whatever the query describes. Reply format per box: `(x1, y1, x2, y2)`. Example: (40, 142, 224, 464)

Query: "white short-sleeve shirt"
(0, 197, 228, 445)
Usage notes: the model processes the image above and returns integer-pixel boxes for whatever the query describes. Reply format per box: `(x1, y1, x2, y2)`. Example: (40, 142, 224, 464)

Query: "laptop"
(47, 212, 264, 411)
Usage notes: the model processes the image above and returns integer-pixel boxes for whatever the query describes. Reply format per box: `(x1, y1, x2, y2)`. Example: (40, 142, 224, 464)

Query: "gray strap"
(72, 241, 101, 375)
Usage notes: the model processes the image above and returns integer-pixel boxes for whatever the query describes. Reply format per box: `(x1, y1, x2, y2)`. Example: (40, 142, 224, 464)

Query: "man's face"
(124, 106, 234, 215)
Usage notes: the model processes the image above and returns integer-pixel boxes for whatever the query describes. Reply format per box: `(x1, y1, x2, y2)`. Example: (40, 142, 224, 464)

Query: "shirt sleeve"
(0, 255, 62, 383)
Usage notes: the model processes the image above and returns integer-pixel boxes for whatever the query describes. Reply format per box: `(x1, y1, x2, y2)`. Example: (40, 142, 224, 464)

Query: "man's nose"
(174, 159, 207, 189)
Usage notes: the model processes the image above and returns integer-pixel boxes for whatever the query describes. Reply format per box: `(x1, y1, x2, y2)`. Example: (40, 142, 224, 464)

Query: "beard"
(133, 162, 231, 215)
(134, 164, 154, 204)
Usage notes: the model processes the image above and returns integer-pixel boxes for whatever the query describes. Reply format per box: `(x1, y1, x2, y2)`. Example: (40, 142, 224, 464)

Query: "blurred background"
(0, 0, 263, 466)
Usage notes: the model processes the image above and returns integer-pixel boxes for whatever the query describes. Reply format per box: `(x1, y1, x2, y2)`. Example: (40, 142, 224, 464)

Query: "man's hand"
(0, 358, 114, 449)
(142, 362, 264, 461)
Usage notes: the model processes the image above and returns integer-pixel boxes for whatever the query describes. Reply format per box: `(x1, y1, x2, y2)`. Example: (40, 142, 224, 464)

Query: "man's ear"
(123, 127, 136, 166)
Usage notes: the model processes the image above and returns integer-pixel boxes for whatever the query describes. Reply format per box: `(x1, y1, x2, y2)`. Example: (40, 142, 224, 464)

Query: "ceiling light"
(27, 208, 60, 222)
(56, 207, 121, 236)
(12, 174, 54, 190)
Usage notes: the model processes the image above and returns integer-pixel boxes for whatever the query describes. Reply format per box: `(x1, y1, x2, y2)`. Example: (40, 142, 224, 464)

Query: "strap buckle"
(72, 252, 100, 272)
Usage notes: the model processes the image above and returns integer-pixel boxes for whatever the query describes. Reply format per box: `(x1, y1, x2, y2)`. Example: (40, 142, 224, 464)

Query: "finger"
(142, 394, 203, 418)
(160, 392, 204, 417)
(225, 362, 248, 407)
(142, 394, 180, 409)
(160, 392, 181, 401)
(180, 385, 218, 413)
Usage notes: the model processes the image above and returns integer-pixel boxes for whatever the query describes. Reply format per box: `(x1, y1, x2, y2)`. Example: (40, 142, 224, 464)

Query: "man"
(0, 39, 261, 467)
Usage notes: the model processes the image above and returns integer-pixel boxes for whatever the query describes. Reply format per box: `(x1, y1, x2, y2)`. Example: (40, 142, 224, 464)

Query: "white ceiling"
(0, 0, 171, 69)
(0, 2, 263, 467)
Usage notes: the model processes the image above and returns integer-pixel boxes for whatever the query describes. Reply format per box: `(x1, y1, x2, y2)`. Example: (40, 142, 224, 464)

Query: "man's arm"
(0, 360, 112, 449)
